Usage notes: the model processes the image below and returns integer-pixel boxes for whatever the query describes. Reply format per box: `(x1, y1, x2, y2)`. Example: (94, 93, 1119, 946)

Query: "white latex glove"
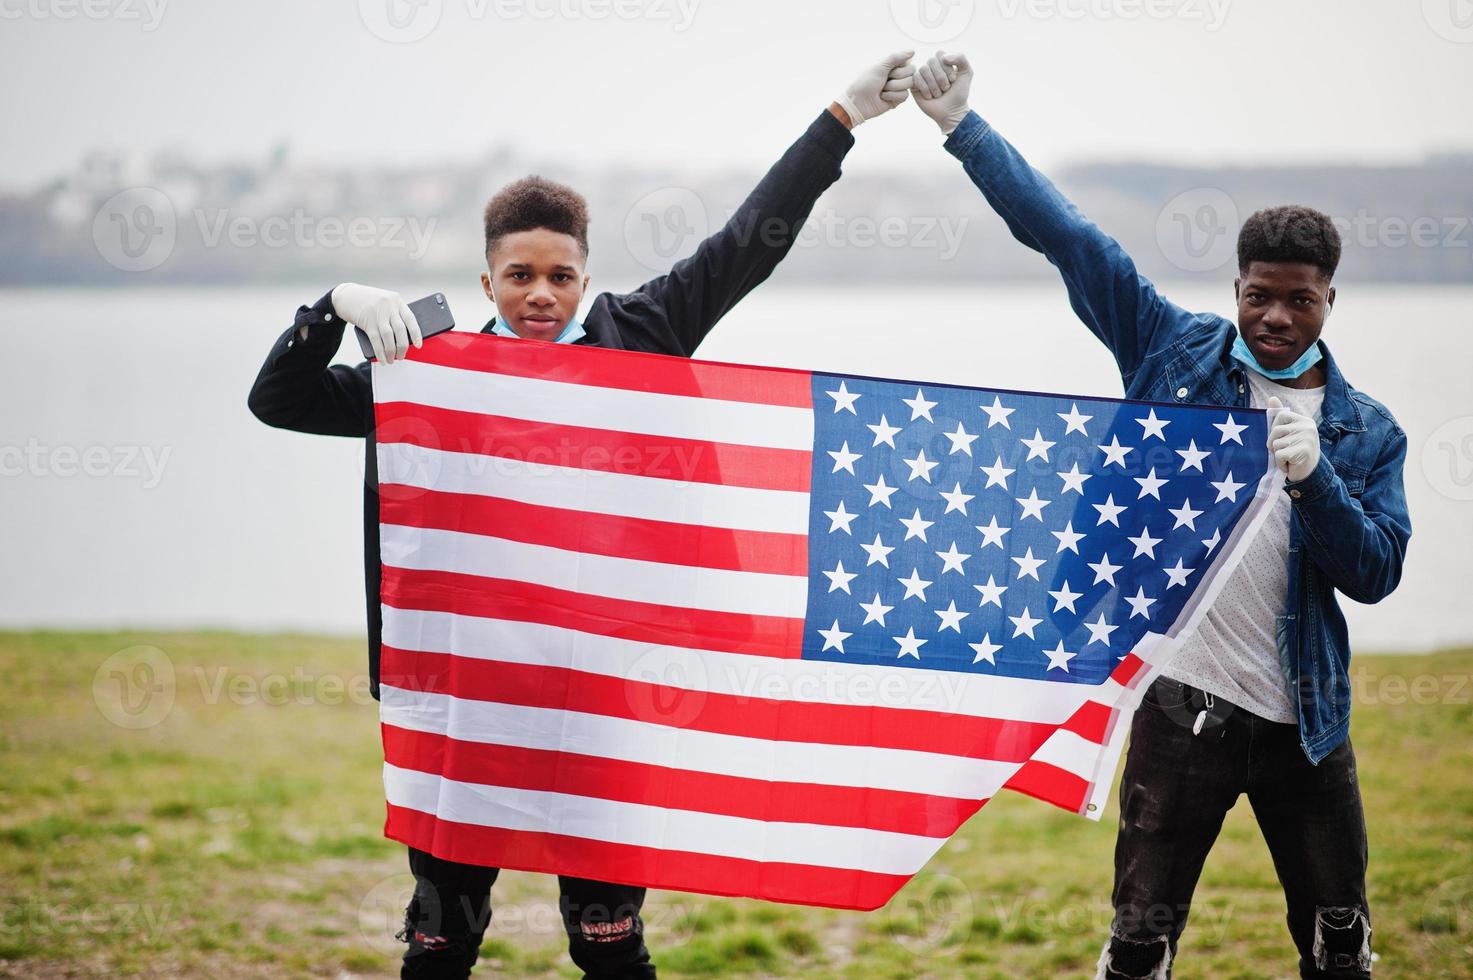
(1266, 396, 1322, 483)
(836, 50, 915, 128)
(912, 51, 973, 135)
(331, 283, 422, 364)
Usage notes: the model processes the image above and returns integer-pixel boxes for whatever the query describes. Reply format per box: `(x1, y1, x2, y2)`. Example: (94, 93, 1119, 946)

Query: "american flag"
(369, 332, 1276, 911)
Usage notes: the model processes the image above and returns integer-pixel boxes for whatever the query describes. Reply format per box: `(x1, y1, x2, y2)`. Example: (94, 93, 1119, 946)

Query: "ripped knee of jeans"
(1312, 906, 1372, 974)
(1095, 929, 1171, 980)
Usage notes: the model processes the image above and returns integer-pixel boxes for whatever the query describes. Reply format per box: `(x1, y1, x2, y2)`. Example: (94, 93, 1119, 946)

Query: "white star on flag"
(1057, 463, 1091, 495)
(826, 381, 860, 414)
(973, 574, 1008, 608)
(1093, 494, 1126, 527)
(980, 456, 1014, 489)
(1050, 521, 1086, 554)
(903, 388, 937, 422)
(1084, 613, 1117, 647)
(1202, 528, 1222, 553)
(1021, 429, 1056, 462)
(1163, 558, 1195, 588)
(1176, 440, 1210, 472)
(817, 620, 851, 652)
(1127, 526, 1162, 559)
(1048, 580, 1083, 613)
(1211, 473, 1246, 502)
(1088, 552, 1122, 586)
(1044, 640, 1076, 672)
(1134, 467, 1168, 500)
(859, 593, 893, 626)
(935, 542, 971, 575)
(969, 634, 1002, 664)
(1169, 498, 1204, 530)
(866, 415, 900, 448)
(860, 533, 894, 567)
(975, 516, 1010, 550)
(1058, 403, 1093, 435)
(899, 509, 933, 541)
(1137, 408, 1170, 440)
(828, 441, 861, 475)
(1125, 586, 1156, 619)
(1011, 547, 1046, 581)
(1214, 414, 1247, 444)
(1098, 436, 1133, 468)
(1009, 606, 1042, 639)
(981, 395, 1014, 429)
(934, 600, 969, 633)
(939, 482, 975, 515)
(897, 568, 932, 601)
(1016, 489, 1051, 522)
(902, 449, 938, 483)
(893, 627, 926, 659)
(943, 422, 978, 456)
(824, 500, 857, 534)
(864, 474, 897, 508)
(824, 561, 857, 594)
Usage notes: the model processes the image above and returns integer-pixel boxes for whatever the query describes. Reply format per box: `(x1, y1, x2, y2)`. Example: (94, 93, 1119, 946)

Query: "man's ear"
(1233, 276, 1241, 303)
(582, 273, 591, 294)
(1326, 284, 1336, 311)
(480, 271, 494, 303)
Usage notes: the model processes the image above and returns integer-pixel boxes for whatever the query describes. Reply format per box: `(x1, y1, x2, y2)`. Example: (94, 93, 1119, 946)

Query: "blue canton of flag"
(802, 375, 1270, 686)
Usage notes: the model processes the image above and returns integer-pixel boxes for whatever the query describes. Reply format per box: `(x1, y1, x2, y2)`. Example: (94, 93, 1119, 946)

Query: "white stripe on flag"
(384, 763, 942, 876)
(380, 524, 809, 618)
(379, 684, 1028, 798)
(376, 445, 811, 536)
(374, 360, 815, 451)
(381, 606, 1111, 725)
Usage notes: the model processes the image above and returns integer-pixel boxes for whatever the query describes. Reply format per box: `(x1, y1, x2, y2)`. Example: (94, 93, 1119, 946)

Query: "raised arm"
(626, 53, 915, 355)
(913, 52, 1210, 387)
(247, 284, 421, 436)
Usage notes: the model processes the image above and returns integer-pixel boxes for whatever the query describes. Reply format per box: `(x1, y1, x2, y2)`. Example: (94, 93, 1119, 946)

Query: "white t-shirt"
(1162, 372, 1325, 724)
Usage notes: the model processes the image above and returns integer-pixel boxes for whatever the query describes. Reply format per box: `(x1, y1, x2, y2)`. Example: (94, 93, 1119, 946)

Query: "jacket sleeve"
(247, 291, 373, 437)
(624, 108, 855, 356)
(942, 110, 1207, 387)
(1288, 425, 1411, 605)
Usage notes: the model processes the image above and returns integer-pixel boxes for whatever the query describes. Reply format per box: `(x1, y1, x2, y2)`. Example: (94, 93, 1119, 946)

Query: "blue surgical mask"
(490, 317, 587, 344)
(1230, 334, 1323, 381)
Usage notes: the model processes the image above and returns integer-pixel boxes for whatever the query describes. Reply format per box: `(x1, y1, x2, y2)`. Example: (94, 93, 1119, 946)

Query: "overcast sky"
(3, 0, 1471, 187)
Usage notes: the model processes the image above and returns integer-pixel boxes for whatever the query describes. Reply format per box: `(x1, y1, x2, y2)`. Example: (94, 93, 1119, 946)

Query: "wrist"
(832, 97, 860, 130)
(939, 105, 969, 136)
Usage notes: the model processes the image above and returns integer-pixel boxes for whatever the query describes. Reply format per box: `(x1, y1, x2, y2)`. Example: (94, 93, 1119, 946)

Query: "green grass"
(1, 631, 1470, 978)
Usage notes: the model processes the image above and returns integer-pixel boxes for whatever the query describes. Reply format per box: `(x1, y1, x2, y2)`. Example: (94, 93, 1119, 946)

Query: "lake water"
(2, 282, 1470, 653)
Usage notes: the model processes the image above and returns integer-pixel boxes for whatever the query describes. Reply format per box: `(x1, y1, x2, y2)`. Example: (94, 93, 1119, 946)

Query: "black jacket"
(247, 109, 854, 697)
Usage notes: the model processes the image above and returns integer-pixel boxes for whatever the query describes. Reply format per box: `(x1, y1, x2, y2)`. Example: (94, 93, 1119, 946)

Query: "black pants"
(400, 847, 656, 979)
(1102, 677, 1371, 980)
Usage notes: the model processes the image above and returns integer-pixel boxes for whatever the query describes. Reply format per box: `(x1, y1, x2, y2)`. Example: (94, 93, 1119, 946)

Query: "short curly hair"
(482, 176, 590, 260)
(1237, 205, 1342, 280)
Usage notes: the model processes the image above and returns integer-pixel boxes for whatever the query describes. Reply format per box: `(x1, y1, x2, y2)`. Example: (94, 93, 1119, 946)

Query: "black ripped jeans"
(401, 848, 656, 979)
(1103, 677, 1371, 980)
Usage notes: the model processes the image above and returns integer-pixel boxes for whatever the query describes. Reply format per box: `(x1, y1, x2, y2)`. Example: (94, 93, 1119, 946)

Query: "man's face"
(481, 229, 590, 341)
(1233, 261, 1335, 372)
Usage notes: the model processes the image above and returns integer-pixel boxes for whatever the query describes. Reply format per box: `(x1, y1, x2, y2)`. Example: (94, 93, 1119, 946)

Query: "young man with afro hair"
(248, 53, 917, 980)
(909, 52, 1409, 980)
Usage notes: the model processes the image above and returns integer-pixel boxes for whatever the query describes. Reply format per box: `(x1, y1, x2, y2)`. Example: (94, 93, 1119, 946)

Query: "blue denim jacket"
(944, 111, 1411, 763)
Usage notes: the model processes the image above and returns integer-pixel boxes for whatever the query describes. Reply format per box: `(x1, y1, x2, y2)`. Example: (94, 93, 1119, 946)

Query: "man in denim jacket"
(912, 53, 1410, 979)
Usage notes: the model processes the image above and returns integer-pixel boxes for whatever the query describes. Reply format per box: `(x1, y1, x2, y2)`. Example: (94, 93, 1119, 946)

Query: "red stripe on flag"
(1000, 759, 1089, 813)
(380, 490, 809, 577)
(408, 332, 814, 409)
(385, 804, 912, 911)
(381, 725, 983, 838)
(381, 566, 805, 659)
(380, 646, 1106, 761)
(374, 402, 812, 492)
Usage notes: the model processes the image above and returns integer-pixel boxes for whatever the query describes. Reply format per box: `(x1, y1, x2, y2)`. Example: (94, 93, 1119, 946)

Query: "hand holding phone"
(354, 292, 456, 360)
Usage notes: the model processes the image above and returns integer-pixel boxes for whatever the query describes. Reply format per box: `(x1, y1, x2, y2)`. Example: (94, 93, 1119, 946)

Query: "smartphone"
(355, 292, 455, 360)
